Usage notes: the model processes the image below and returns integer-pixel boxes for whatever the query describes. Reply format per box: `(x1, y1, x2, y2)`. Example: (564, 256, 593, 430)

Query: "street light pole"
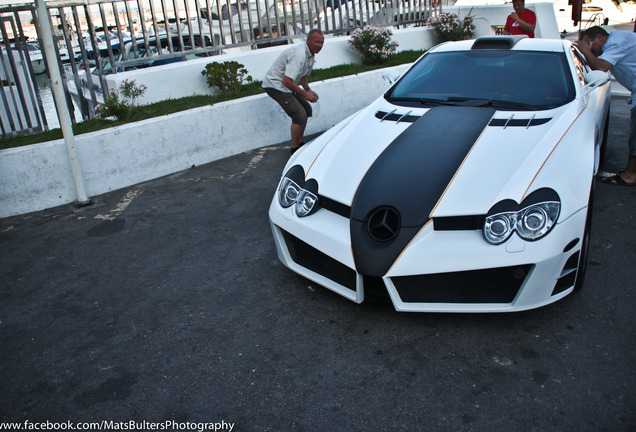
(33, 0, 91, 207)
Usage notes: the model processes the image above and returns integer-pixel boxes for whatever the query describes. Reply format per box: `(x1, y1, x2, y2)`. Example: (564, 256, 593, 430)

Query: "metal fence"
(1, 4, 48, 137)
(1, 0, 438, 132)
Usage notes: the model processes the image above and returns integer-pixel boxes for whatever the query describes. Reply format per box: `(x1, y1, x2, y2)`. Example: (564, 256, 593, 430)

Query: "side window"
(571, 47, 590, 83)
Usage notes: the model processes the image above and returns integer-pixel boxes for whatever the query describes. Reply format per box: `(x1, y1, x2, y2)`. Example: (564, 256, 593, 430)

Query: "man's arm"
(510, 12, 535, 33)
(574, 41, 613, 72)
(503, 16, 512, 35)
(282, 75, 319, 102)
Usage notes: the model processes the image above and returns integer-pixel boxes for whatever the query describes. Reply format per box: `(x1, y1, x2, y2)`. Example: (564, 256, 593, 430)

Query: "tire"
(574, 185, 594, 291)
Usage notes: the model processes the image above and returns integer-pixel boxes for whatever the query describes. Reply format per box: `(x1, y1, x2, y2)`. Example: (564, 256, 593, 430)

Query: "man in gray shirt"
(263, 29, 325, 155)
(577, 26, 636, 186)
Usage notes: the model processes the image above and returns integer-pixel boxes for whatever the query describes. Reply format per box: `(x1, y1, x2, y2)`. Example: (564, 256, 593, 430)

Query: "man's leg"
(290, 94, 313, 152)
(622, 155, 636, 184)
(291, 123, 306, 149)
(264, 88, 308, 153)
(606, 106, 636, 185)
(622, 108, 636, 183)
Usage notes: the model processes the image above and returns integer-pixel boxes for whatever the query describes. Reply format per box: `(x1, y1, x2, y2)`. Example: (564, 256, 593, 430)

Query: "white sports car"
(269, 36, 611, 312)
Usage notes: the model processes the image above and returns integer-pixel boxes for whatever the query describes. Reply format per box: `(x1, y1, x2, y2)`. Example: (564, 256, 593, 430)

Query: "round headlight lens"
(484, 213, 515, 245)
(279, 178, 301, 208)
(295, 190, 318, 217)
(516, 202, 560, 241)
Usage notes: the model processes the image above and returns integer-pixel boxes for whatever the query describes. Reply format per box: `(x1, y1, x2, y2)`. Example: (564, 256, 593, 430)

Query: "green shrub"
(97, 79, 147, 121)
(97, 91, 130, 120)
(201, 61, 253, 95)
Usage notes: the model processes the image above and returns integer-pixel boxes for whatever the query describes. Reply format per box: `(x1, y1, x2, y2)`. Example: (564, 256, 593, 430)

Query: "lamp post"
(33, 0, 91, 207)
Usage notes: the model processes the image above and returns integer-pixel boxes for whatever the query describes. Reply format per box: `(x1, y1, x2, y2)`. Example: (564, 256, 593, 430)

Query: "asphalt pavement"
(1, 96, 635, 431)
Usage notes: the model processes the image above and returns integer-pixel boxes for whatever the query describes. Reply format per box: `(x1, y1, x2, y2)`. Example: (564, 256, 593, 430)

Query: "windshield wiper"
(386, 97, 425, 103)
(420, 97, 459, 106)
(445, 97, 536, 110)
(419, 97, 537, 110)
(485, 99, 537, 110)
(448, 96, 537, 111)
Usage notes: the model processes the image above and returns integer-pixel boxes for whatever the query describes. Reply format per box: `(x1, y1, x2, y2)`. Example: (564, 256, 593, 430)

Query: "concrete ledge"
(0, 65, 408, 218)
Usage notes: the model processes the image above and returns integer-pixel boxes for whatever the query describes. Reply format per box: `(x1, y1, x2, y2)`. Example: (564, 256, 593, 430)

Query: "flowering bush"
(427, 13, 475, 43)
(97, 79, 147, 121)
(97, 91, 130, 120)
(348, 26, 399, 66)
(120, 79, 147, 106)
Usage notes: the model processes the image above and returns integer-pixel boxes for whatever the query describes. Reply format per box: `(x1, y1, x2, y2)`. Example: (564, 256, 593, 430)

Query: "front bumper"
(269, 198, 586, 313)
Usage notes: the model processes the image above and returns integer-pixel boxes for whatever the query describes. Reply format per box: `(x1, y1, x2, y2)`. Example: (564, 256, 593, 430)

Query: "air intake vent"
(375, 111, 420, 123)
(489, 117, 552, 127)
(472, 35, 528, 50)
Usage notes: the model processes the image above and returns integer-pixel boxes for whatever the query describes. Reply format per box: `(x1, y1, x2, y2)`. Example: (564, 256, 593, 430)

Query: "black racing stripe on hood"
(350, 106, 495, 277)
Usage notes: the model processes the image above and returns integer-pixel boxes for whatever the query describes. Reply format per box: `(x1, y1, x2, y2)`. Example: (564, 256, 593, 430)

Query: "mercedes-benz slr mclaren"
(269, 36, 611, 312)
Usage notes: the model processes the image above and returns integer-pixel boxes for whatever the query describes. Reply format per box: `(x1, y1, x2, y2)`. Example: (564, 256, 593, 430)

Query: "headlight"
(295, 190, 318, 217)
(516, 202, 560, 241)
(483, 189, 560, 245)
(279, 178, 301, 208)
(484, 213, 515, 245)
(277, 166, 320, 217)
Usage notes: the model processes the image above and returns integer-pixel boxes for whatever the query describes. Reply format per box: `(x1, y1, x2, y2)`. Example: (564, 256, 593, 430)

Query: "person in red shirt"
(504, 0, 537, 38)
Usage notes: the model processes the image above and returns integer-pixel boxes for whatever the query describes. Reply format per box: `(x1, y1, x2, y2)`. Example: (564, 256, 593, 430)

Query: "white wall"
(0, 65, 409, 218)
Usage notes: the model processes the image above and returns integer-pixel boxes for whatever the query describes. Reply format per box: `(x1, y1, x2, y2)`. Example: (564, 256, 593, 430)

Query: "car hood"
(291, 98, 579, 276)
(300, 98, 574, 221)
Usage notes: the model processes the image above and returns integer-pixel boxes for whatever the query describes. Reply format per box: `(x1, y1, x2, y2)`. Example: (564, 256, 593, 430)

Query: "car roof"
(431, 36, 570, 54)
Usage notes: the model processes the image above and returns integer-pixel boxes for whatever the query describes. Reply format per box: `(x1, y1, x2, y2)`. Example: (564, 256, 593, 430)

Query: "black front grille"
(281, 229, 357, 291)
(363, 276, 391, 302)
(391, 264, 533, 303)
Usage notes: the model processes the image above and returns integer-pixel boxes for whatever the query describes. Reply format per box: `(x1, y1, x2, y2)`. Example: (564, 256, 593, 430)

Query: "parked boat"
(67, 33, 216, 110)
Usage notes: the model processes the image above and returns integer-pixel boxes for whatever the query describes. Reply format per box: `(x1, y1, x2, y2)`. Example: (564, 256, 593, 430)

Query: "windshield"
(387, 50, 575, 111)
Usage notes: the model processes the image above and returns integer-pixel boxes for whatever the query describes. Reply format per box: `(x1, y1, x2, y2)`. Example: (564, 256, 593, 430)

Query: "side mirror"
(583, 70, 610, 93)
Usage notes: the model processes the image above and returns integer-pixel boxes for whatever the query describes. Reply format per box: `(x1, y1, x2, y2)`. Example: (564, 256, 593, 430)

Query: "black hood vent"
(375, 110, 420, 123)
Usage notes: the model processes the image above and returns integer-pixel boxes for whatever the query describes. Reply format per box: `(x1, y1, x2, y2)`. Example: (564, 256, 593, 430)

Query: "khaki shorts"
(265, 87, 312, 125)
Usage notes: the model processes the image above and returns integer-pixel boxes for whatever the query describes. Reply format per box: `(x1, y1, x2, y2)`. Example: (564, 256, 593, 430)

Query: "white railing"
(40, 0, 439, 119)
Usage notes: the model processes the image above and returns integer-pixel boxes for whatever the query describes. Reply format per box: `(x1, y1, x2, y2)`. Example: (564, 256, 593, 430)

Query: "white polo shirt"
(262, 42, 315, 93)
(600, 30, 636, 109)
